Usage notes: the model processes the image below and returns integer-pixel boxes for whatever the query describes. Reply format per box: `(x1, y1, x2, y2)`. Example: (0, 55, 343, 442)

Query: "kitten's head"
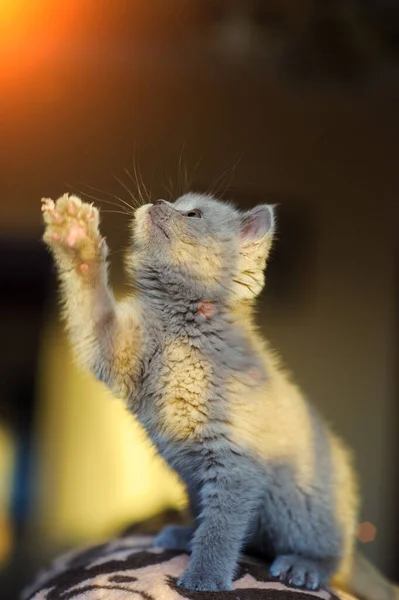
(131, 193, 275, 302)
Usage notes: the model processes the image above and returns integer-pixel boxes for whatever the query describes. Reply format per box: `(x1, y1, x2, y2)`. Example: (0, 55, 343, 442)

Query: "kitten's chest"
(137, 325, 267, 442)
(157, 337, 214, 439)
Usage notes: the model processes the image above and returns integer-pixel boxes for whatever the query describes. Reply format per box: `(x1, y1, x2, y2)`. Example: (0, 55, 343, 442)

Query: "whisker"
(132, 150, 151, 203)
(66, 186, 132, 216)
(108, 247, 128, 257)
(100, 209, 133, 216)
(184, 157, 202, 194)
(208, 154, 243, 198)
(125, 143, 150, 206)
(130, 143, 146, 206)
(208, 167, 234, 198)
(232, 279, 253, 292)
(77, 181, 134, 213)
(177, 139, 187, 196)
(112, 173, 142, 210)
(124, 167, 142, 206)
(166, 173, 175, 201)
(180, 153, 189, 194)
(125, 165, 149, 207)
(149, 151, 158, 202)
(67, 182, 134, 215)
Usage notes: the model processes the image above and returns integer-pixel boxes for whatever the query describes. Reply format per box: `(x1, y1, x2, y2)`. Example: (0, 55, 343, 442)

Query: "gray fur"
(123, 194, 341, 591)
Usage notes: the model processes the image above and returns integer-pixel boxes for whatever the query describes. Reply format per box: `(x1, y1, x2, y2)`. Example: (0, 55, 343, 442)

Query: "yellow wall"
(0, 424, 15, 564)
(34, 317, 186, 546)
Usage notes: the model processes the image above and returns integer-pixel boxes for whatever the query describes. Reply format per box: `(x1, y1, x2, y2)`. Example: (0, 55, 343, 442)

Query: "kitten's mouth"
(149, 211, 170, 240)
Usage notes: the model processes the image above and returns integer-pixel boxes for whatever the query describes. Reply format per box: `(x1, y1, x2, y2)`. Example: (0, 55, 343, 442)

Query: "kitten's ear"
(240, 204, 275, 245)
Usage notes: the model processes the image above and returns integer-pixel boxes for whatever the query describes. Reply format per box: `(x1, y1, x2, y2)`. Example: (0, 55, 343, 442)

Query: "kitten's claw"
(68, 199, 78, 216)
(177, 570, 232, 591)
(270, 555, 324, 591)
(41, 198, 55, 213)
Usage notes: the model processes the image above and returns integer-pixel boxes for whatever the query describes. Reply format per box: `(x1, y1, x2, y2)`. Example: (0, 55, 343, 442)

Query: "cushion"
(22, 534, 357, 600)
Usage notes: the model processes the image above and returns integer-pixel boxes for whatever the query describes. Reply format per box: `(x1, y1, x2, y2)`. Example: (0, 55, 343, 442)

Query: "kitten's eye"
(186, 209, 202, 218)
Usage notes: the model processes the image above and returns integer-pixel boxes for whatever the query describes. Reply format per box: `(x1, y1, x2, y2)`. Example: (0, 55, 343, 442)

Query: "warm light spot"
(356, 521, 377, 544)
(0, 424, 16, 565)
(0, 0, 85, 86)
(0, 0, 22, 24)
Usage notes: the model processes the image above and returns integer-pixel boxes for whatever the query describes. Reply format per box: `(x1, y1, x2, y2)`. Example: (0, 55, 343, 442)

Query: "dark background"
(1, 1, 399, 598)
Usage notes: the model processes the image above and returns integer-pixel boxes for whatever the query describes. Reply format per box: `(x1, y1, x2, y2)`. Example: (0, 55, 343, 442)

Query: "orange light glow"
(0, 0, 85, 85)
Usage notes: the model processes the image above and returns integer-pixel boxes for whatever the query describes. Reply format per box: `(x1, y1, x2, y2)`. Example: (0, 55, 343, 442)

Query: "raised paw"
(177, 569, 232, 591)
(41, 194, 103, 268)
(270, 554, 327, 591)
(153, 525, 194, 552)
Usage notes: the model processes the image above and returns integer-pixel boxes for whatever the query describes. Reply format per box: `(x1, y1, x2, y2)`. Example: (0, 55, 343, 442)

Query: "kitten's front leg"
(178, 461, 259, 591)
(42, 194, 143, 399)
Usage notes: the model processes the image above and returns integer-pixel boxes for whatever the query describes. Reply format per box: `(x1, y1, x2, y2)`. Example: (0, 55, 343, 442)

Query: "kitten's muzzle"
(150, 200, 174, 222)
(149, 202, 172, 239)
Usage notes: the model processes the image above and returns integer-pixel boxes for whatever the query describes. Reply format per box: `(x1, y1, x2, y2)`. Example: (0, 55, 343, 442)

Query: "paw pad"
(78, 263, 89, 275)
(66, 224, 86, 247)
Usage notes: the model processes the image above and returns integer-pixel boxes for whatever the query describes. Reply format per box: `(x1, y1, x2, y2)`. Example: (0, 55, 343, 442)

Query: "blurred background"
(1, 1, 399, 598)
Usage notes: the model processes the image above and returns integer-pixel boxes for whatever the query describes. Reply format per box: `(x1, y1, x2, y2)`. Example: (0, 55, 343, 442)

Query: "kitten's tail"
(346, 550, 399, 600)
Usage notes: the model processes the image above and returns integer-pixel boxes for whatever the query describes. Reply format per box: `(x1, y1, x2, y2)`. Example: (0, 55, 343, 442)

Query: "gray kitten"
(41, 192, 398, 600)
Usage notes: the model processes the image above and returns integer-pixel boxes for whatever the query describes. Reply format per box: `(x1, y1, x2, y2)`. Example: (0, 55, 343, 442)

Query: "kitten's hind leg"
(270, 554, 336, 591)
(153, 525, 195, 552)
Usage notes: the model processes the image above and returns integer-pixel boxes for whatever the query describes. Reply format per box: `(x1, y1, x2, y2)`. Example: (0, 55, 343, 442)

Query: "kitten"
(41, 193, 398, 599)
